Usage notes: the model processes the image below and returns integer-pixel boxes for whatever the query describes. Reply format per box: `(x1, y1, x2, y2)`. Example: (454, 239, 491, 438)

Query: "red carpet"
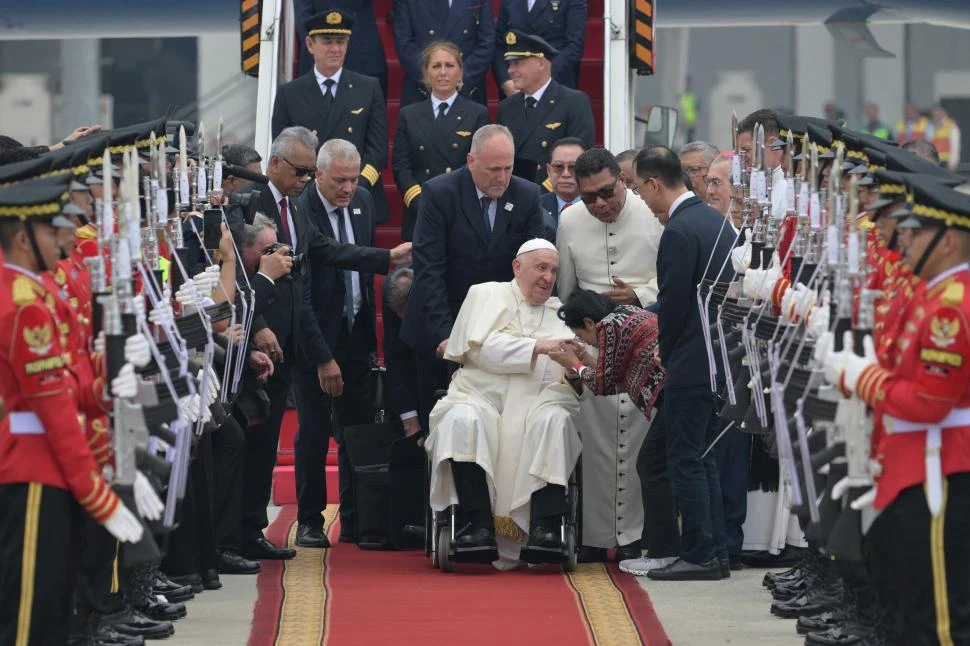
(248, 505, 671, 646)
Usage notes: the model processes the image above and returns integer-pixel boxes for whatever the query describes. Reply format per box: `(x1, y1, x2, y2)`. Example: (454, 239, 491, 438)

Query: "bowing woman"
(391, 40, 490, 241)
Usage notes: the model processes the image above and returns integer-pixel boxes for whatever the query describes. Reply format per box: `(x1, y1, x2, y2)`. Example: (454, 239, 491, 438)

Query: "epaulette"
(12, 275, 35, 306)
(942, 281, 964, 306)
(54, 266, 67, 286)
(75, 224, 97, 241)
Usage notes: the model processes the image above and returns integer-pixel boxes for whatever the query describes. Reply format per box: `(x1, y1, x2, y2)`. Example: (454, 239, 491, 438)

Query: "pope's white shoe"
(619, 556, 677, 576)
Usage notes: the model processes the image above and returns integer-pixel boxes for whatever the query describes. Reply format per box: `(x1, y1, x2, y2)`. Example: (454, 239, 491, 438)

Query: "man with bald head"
(402, 124, 546, 433)
(427, 239, 581, 569)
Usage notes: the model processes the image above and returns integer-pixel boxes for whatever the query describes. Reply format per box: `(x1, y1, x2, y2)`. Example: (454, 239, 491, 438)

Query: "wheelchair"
(428, 460, 582, 573)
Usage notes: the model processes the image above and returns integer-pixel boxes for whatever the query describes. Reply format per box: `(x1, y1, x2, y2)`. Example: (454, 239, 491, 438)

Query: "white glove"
(820, 331, 877, 395)
(806, 305, 830, 339)
(731, 229, 752, 274)
(174, 283, 200, 314)
(93, 331, 105, 354)
(102, 503, 144, 543)
(813, 330, 835, 368)
(132, 293, 146, 322)
(781, 283, 817, 323)
(111, 363, 139, 399)
(180, 393, 212, 424)
(134, 471, 164, 521)
(149, 299, 174, 326)
(124, 333, 151, 368)
(745, 260, 782, 301)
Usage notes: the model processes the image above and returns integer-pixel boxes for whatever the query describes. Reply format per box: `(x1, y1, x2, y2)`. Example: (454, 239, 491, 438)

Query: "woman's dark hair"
(558, 289, 618, 328)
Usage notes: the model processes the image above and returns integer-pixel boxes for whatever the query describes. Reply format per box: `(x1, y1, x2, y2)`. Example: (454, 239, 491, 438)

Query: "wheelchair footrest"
(452, 545, 499, 563)
(519, 544, 567, 564)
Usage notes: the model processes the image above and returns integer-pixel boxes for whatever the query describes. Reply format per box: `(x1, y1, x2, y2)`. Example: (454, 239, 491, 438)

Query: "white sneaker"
(619, 556, 677, 576)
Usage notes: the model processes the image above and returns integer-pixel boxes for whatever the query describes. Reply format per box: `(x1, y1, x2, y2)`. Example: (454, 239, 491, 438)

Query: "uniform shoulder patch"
(930, 315, 960, 348)
(942, 281, 964, 306)
(12, 275, 35, 306)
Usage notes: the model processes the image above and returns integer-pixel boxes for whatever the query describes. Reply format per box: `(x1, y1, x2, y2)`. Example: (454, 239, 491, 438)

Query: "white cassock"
(556, 190, 664, 548)
(426, 280, 582, 568)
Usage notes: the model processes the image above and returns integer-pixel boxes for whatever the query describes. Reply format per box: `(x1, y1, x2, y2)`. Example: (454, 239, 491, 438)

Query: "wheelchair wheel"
(562, 524, 578, 573)
(437, 526, 455, 573)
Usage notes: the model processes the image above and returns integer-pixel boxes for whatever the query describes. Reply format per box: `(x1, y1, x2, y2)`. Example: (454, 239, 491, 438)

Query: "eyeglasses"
(684, 165, 709, 177)
(579, 178, 620, 204)
(704, 177, 724, 187)
(279, 155, 315, 178)
(549, 162, 577, 174)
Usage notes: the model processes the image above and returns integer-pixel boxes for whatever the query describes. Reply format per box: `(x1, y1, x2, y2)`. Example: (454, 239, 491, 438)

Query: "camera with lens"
(262, 242, 306, 278)
(228, 187, 263, 224)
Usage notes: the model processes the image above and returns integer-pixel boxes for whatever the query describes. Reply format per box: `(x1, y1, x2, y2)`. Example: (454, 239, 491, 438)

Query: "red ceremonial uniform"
(855, 265, 970, 510)
(0, 264, 120, 524)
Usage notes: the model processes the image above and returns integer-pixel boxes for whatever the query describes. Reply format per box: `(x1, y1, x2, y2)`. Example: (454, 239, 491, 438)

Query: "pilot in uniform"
(496, 31, 594, 192)
(272, 9, 390, 221)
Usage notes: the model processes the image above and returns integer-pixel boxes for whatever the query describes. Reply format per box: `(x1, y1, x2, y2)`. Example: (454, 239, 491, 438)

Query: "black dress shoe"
(95, 624, 146, 645)
(646, 557, 723, 581)
(452, 525, 499, 563)
(770, 586, 840, 618)
(218, 550, 261, 574)
(718, 559, 731, 579)
(729, 556, 745, 571)
(296, 524, 332, 548)
(102, 608, 174, 639)
(578, 546, 608, 563)
(167, 573, 204, 594)
(239, 536, 297, 560)
(153, 573, 194, 603)
(202, 569, 222, 590)
(614, 543, 641, 562)
(797, 610, 839, 635)
(135, 599, 187, 622)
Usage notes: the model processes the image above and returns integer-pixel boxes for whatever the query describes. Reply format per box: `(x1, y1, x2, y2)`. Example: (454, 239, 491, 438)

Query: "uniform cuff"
(403, 185, 422, 207)
(361, 165, 380, 186)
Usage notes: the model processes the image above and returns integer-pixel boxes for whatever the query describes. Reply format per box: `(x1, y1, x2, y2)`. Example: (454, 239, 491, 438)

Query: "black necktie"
(323, 78, 336, 105)
(481, 196, 492, 238)
(334, 209, 355, 331)
(436, 102, 448, 120)
(525, 96, 537, 121)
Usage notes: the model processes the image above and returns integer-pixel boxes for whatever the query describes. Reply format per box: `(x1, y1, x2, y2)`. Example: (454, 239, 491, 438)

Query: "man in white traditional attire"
(556, 148, 665, 562)
(426, 239, 582, 569)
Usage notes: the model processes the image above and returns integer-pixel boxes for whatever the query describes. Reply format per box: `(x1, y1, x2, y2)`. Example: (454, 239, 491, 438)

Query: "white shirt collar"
(928, 263, 970, 288)
(318, 187, 341, 216)
(476, 187, 488, 201)
(668, 190, 695, 218)
(313, 66, 342, 89)
(268, 181, 285, 207)
(431, 91, 459, 115)
(526, 77, 553, 104)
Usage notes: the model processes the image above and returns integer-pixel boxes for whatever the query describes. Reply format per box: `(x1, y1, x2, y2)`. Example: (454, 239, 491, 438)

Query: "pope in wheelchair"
(426, 239, 582, 570)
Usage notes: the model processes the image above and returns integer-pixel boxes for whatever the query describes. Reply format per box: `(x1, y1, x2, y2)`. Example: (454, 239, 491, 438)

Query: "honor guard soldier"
(493, 0, 587, 95)
(497, 30, 594, 192)
(818, 177, 970, 645)
(0, 180, 143, 646)
(392, 41, 490, 240)
(272, 9, 390, 221)
(392, 0, 496, 107)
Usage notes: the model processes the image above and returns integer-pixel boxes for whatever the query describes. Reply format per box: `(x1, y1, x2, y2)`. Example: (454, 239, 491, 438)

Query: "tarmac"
(166, 505, 805, 646)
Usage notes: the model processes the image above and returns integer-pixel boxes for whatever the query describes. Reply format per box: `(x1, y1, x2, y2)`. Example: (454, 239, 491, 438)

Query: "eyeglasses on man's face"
(279, 155, 315, 178)
(579, 177, 621, 205)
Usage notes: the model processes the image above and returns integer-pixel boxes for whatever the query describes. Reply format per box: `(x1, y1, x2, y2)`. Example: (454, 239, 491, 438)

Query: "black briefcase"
(343, 420, 398, 550)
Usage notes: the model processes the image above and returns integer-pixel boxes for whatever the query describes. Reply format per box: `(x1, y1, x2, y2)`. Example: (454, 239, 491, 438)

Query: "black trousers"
(72, 513, 118, 628)
(451, 461, 566, 525)
(291, 320, 374, 530)
(412, 342, 452, 433)
(163, 431, 217, 576)
(211, 415, 246, 547)
(636, 394, 681, 558)
(714, 421, 750, 558)
(239, 360, 293, 546)
(866, 473, 970, 646)
(0, 483, 84, 646)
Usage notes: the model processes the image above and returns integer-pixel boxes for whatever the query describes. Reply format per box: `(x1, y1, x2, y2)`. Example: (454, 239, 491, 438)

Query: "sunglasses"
(279, 155, 315, 178)
(579, 178, 620, 205)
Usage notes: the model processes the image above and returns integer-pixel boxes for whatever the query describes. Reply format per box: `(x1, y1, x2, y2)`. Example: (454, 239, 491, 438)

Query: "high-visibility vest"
(931, 119, 953, 162)
(862, 122, 892, 141)
(680, 92, 698, 127)
(895, 116, 930, 144)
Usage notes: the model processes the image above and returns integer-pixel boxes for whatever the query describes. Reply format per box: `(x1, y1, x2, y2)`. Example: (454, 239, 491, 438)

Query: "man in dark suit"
(296, 1, 388, 97)
(631, 145, 735, 581)
(381, 267, 420, 438)
(493, 0, 587, 94)
(232, 126, 411, 562)
(539, 136, 585, 242)
(291, 140, 380, 547)
(272, 9, 390, 222)
(401, 124, 546, 429)
(392, 0, 495, 107)
(496, 31, 595, 192)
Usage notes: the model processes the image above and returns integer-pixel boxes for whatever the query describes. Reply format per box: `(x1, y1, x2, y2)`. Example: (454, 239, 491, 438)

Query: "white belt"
(9, 412, 43, 435)
(883, 406, 970, 516)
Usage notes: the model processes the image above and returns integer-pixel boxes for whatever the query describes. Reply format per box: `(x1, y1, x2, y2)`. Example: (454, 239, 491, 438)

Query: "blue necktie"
(334, 209, 355, 332)
(481, 196, 492, 238)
